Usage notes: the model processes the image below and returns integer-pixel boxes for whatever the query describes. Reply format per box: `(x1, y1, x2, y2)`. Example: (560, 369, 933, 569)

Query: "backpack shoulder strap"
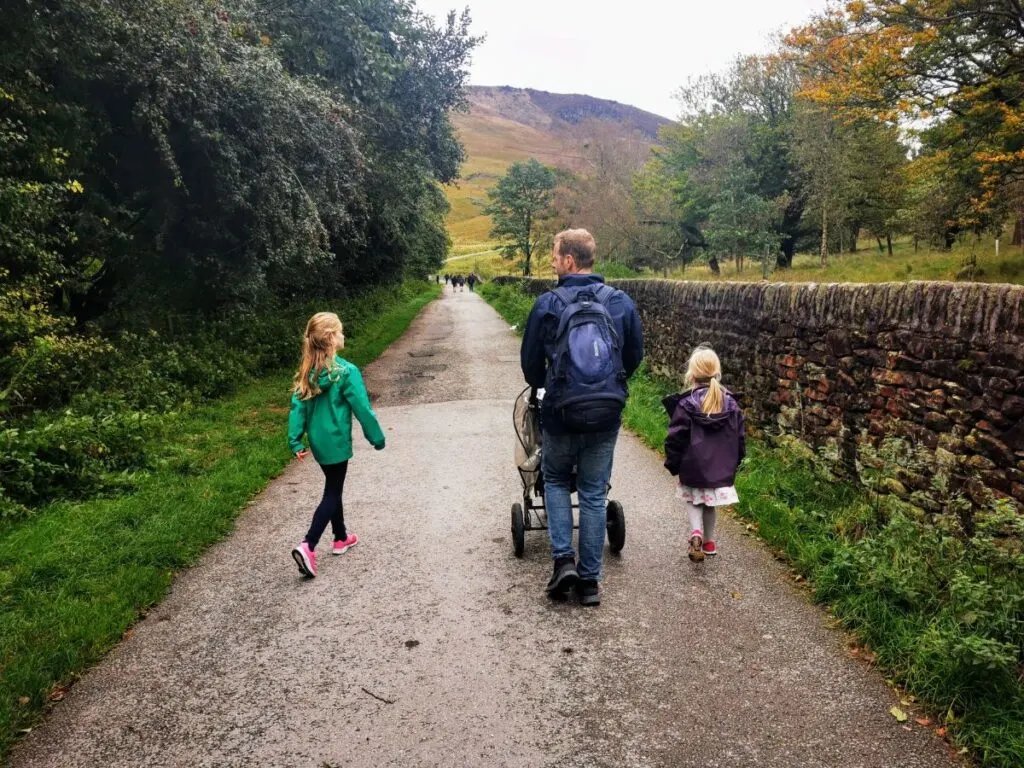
(551, 286, 575, 309)
(591, 283, 616, 305)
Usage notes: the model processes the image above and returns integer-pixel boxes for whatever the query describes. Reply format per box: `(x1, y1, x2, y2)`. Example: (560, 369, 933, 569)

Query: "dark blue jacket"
(520, 274, 644, 434)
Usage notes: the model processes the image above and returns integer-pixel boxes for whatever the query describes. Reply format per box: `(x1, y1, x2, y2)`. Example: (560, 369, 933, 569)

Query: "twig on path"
(361, 687, 396, 704)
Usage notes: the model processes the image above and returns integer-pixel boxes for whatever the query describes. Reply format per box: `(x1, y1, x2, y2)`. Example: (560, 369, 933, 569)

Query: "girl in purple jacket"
(663, 345, 745, 561)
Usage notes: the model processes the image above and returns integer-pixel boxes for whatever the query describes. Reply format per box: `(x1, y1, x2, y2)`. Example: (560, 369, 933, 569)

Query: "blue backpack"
(545, 284, 627, 432)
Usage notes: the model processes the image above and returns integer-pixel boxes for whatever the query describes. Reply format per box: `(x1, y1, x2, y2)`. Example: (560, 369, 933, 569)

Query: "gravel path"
(10, 288, 959, 767)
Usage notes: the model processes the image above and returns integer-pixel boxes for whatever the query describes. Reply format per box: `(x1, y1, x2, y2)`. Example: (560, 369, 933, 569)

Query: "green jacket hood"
(316, 364, 340, 392)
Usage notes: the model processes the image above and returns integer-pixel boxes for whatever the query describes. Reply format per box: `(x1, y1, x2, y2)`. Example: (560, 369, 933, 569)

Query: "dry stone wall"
(494, 276, 1024, 508)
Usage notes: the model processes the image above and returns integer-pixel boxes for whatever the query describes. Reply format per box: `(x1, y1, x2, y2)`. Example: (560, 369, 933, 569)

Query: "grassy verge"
(0, 281, 440, 759)
(457, 232, 1024, 286)
(668, 234, 1024, 285)
(479, 279, 1024, 768)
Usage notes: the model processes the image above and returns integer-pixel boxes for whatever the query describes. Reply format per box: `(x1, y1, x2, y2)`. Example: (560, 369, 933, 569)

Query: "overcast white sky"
(413, 0, 831, 119)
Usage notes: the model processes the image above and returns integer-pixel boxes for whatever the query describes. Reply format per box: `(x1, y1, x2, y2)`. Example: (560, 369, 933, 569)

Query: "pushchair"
(510, 386, 626, 558)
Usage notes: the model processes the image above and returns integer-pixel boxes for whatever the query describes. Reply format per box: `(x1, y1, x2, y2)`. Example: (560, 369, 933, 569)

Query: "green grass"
(667, 233, 1024, 285)
(479, 280, 1024, 768)
(0, 281, 440, 760)
(451, 229, 1024, 286)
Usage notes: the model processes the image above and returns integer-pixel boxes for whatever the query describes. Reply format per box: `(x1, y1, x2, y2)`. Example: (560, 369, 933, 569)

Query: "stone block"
(924, 411, 953, 432)
(872, 369, 916, 387)
(924, 389, 947, 410)
(1002, 395, 1024, 420)
(966, 454, 996, 471)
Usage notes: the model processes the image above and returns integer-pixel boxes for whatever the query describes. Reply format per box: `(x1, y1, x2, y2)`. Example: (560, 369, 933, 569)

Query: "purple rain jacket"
(662, 386, 746, 487)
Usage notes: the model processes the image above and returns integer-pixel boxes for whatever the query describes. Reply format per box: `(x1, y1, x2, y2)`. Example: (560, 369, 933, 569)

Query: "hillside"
(446, 86, 672, 250)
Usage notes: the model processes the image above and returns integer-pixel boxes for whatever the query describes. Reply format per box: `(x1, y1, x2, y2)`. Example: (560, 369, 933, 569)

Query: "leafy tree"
(790, 101, 856, 267)
(676, 55, 807, 268)
(788, 0, 1023, 231)
(846, 119, 907, 254)
(482, 160, 558, 276)
(1, 0, 478, 323)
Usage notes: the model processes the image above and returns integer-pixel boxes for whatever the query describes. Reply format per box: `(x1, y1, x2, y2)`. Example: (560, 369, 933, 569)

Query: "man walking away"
(520, 229, 643, 605)
(467, 273, 478, 292)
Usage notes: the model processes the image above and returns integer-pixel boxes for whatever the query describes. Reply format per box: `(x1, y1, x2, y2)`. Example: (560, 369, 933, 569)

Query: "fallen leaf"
(915, 718, 932, 727)
(890, 706, 908, 722)
(18, 696, 29, 706)
(902, 725, 913, 732)
(935, 727, 947, 738)
(48, 689, 65, 702)
(731, 592, 742, 600)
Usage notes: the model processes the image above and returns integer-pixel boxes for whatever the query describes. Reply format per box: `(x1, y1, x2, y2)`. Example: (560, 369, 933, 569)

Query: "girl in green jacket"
(288, 312, 385, 578)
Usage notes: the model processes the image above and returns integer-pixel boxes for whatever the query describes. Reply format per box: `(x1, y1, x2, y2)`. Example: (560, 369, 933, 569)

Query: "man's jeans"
(541, 428, 618, 581)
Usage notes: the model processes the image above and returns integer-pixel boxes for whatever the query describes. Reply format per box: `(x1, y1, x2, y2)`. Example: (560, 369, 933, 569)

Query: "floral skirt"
(676, 484, 739, 506)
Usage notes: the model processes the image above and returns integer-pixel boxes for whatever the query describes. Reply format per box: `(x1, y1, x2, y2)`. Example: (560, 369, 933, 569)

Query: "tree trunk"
(886, 233, 893, 256)
(1013, 215, 1023, 246)
(876, 236, 885, 253)
(708, 255, 720, 275)
(777, 237, 795, 269)
(820, 207, 829, 267)
(943, 227, 958, 251)
(848, 222, 859, 253)
(913, 236, 918, 253)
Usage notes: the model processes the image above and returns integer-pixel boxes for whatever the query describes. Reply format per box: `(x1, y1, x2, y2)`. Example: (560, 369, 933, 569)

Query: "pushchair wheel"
(606, 500, 625, 555)
(511, 503, 526, 558)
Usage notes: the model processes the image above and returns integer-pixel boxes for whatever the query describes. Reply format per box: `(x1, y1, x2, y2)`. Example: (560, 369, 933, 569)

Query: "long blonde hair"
(293, 312, 343, 400)
(685, 346, 725, 414)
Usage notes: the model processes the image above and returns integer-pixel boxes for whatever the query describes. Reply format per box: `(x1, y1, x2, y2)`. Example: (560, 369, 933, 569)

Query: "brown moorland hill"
(446, 86, 671, 249)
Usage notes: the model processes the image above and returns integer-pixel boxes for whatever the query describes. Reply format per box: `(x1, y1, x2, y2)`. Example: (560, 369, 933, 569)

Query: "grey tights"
(684, 501, 717, 541)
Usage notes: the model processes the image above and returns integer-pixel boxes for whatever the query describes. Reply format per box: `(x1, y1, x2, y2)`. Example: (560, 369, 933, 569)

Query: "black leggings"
(304, 461, 349, 549)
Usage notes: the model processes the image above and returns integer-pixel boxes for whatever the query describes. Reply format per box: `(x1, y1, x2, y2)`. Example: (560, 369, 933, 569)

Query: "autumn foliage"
(788, 0, 1024, 225)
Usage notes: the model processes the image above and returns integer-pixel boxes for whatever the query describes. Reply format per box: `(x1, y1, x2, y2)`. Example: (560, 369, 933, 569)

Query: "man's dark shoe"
(546, 556, 579, 596)
(576, 579, 600, 606)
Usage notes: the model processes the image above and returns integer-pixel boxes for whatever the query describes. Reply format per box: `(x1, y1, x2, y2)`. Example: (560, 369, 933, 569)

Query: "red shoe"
(291, 542, 316, 577)
(702, 540, 717, 557)
(332, 533, 359, 555)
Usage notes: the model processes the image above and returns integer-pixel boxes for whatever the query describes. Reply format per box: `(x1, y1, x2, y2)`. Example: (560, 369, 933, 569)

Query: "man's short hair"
(554, 228, 597, 269)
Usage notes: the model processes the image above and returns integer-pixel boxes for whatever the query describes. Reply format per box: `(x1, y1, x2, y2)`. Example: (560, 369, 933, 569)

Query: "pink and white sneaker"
(332, 533, 359, 555)
(291, 541, 316, 577)
(702, 540, 718, 557)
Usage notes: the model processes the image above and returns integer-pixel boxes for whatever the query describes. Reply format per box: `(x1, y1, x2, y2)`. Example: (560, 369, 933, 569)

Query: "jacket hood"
(313, 358, 343, 391)
(663, 387, 739, 430)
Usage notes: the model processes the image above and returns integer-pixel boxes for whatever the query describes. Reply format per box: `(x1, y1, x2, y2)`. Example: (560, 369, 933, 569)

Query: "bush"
(0, 282, 432, 517)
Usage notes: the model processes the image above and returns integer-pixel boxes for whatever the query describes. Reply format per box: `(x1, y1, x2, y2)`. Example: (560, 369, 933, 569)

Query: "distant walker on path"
(520, 228, 644, 605)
